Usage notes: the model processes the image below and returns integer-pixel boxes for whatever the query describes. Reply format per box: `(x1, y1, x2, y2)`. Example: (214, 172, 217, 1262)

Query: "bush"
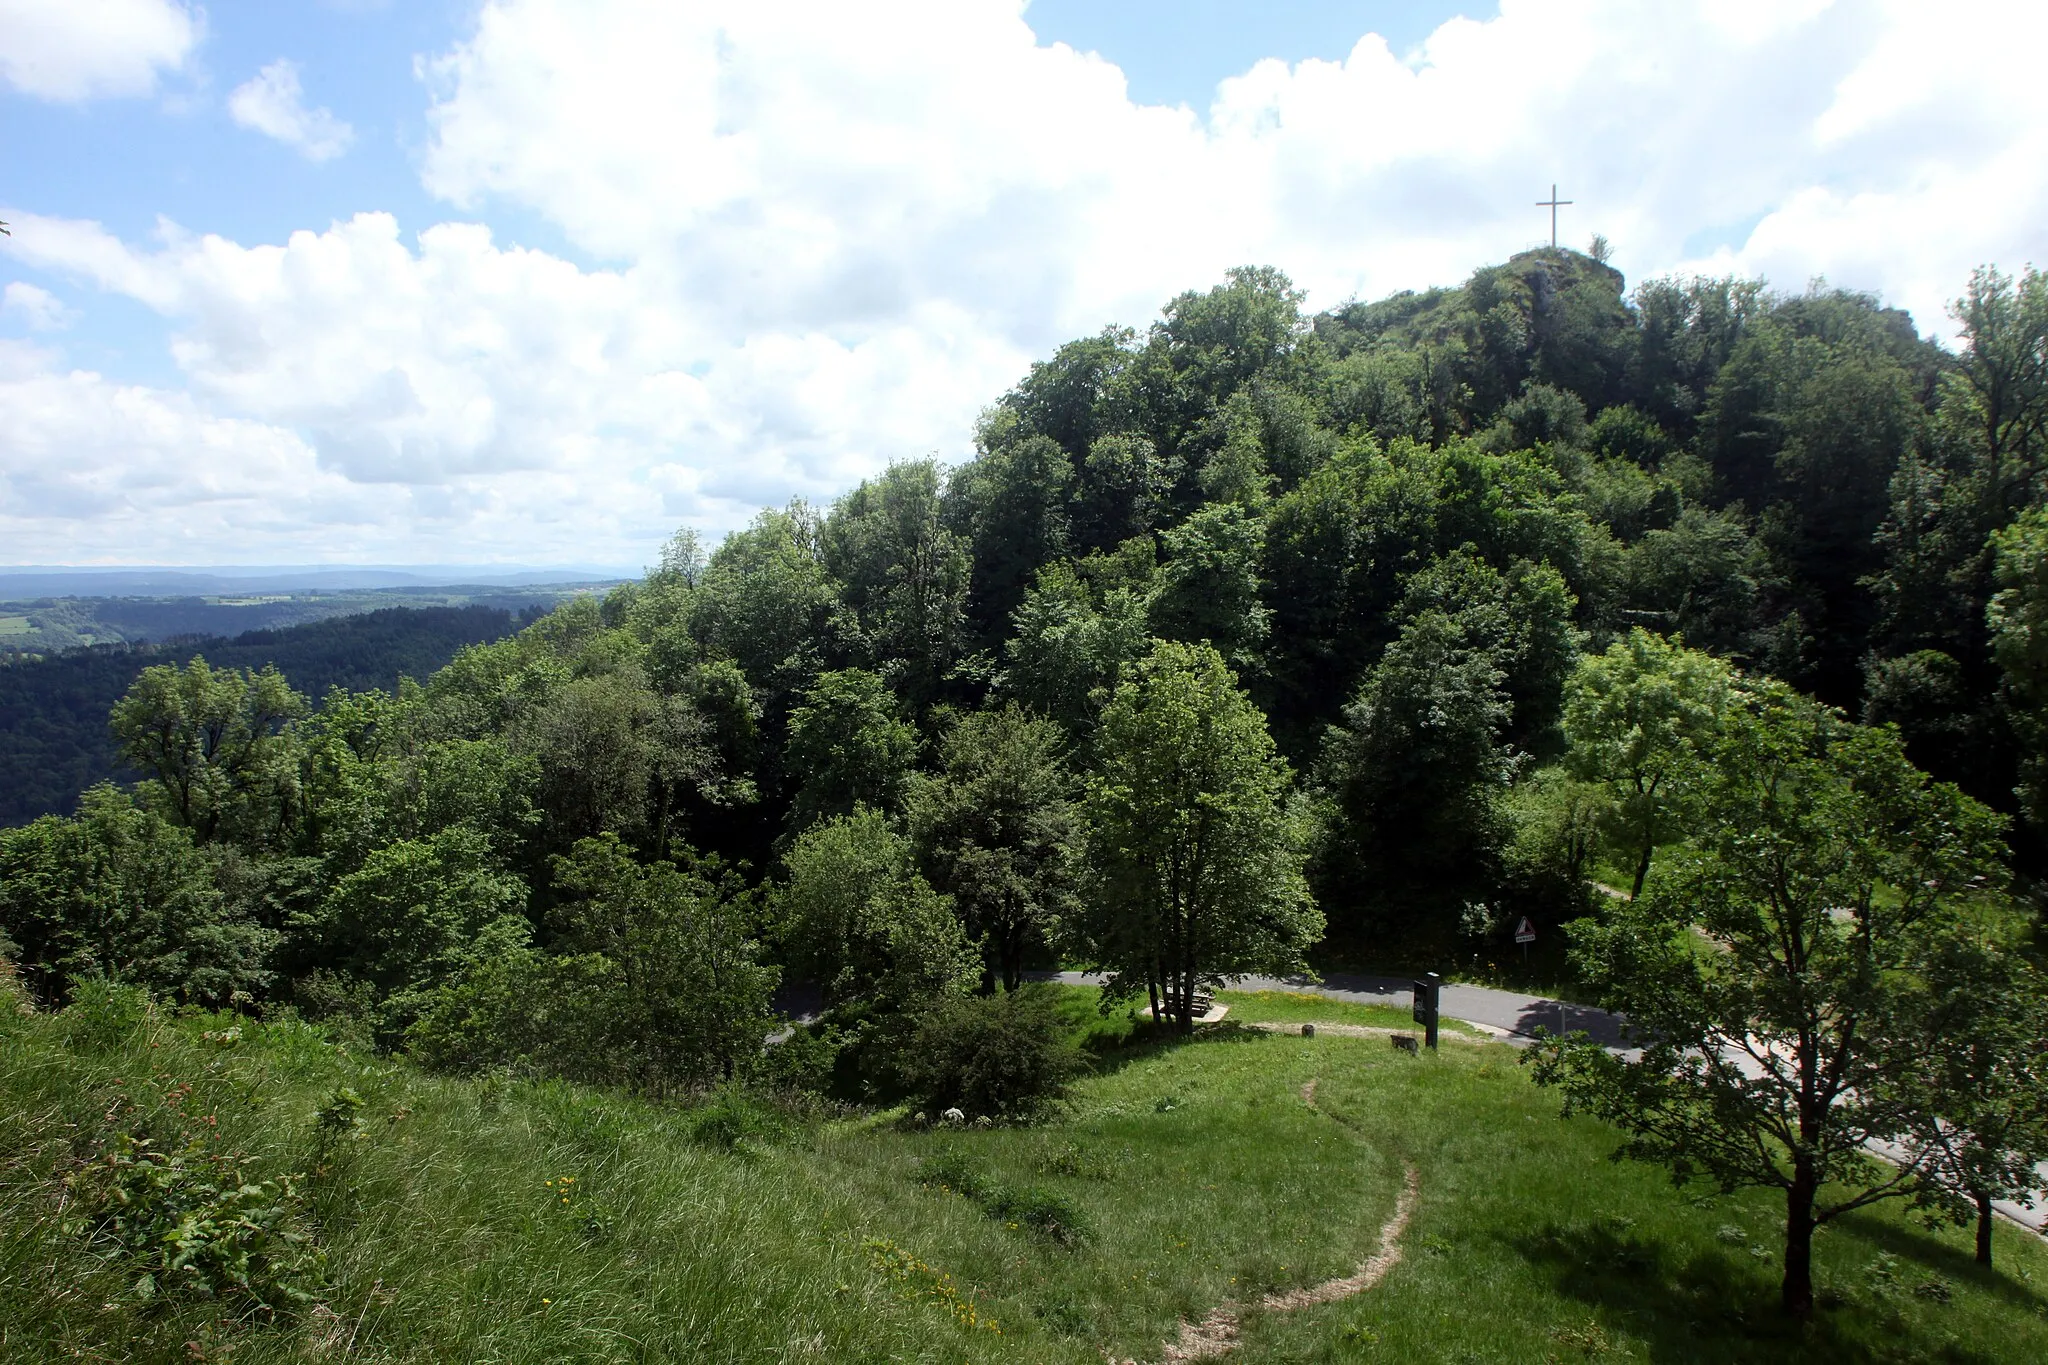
(67, 1131, 322, 1310)
(750, 1020, 846, 1096)
(62, 978, 153, 1052)
(685, 1087, 790, 1151)
(0, 952, 32, 1025)
(902, 986, 1080, 1121)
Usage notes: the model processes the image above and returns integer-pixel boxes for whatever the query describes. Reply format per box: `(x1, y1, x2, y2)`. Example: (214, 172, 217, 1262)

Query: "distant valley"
(0, 602, 565, 825)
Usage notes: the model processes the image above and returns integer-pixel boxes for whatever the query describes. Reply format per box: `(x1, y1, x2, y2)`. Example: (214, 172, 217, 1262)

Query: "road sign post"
(1514, 916, 1537, 965)
(1410, 972, 1441, 1050)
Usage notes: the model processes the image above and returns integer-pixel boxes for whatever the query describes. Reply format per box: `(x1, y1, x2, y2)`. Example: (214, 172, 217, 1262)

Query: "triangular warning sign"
(1514, 917, 1537, 943)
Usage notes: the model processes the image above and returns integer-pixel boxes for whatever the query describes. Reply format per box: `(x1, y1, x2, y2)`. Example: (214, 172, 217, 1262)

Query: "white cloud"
(419, 0, 2048, 343)
(0, 0, 197, 101)
(2, 282, 76, 331)
(10, 0, 2048, 563)
(229, 60, 356, 162)
(0, 210, 1010, 559)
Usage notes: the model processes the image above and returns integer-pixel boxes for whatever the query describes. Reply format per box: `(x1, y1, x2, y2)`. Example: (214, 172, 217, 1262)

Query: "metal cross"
(1536, 183, 1573, 249)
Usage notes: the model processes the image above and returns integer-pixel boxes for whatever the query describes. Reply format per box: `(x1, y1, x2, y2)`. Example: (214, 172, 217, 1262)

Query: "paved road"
(1042, 968, 2048, 1238)
(1042, 969, 1631, 1048)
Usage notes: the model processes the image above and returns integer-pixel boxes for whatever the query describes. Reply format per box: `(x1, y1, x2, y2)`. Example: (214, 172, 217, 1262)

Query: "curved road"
(1043, 969, 1631, 1047)
(1044, 969, 2048, 1240)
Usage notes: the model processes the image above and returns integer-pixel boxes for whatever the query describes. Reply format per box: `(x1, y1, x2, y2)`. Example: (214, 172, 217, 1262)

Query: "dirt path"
(1113, 1160, 1423, 1364)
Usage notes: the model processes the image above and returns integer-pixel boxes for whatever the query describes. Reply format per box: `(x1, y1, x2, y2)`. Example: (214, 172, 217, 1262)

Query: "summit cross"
(1536, 183, 1573, 249)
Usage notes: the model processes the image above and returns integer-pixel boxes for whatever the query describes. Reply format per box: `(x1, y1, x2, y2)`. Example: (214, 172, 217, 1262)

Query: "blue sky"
(2, 0, 2043, 565)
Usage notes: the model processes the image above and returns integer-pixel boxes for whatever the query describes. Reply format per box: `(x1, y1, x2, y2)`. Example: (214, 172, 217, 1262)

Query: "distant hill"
(0, 605, 523, 827)
(0, 565, 634, 596)
(0, 582, 616, 656)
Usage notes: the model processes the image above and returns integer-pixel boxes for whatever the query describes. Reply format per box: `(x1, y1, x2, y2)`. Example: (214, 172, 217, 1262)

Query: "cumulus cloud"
(0, 0, 198, 101)
(9, 0, 2048, 563)
(2, 282, 76, 331)
(1, 210, 1006, 559)
(229, 60, 356, 161)
(420, 0, 2048, 344)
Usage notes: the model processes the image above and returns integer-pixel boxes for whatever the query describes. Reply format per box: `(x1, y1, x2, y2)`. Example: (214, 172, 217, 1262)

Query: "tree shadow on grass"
(1510, 1218, 2001, 1365)
(1078, 1018, 1276, 1079)
(1829, 1207, 2048, 1315)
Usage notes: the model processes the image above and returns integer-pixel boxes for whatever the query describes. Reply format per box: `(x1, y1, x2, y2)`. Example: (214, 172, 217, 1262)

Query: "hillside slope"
(4, 986, 2041, 1364)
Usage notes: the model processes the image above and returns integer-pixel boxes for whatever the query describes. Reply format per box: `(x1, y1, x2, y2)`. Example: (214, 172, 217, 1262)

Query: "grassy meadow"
(4, 984, 2044, 1364)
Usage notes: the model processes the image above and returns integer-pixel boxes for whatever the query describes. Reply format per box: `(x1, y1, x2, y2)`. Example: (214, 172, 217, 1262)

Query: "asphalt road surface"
(1043, 969, 1631, 1047)
(1042, 969, 2048, 1239)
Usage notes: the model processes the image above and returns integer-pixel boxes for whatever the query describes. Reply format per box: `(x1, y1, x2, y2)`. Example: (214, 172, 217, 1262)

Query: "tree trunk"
(1782, 1165, 1817, 1317)
(1976, 1191, 1995, 1267)
(1631, 839, 1653, 900)
(1146, 974, 1160, 1026)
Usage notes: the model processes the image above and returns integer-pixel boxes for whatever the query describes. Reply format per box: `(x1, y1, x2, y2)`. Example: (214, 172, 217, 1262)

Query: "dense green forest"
(6, 246, 2048, 1329)
(0, 605, 525, 827)
(8, 242, 2048, 1008)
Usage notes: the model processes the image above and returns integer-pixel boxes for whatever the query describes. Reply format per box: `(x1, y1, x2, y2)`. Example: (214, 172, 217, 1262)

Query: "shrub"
(750, 1020, 846, 1096)
(0, 789, 275, 1009)
(61, 978, 153, 1052)
(902, 986, 1079, 1121)
(408, 842, 779, 1095)
(0, 951, 33, 1025)
(67, 1132, 322, 1310)
(685, 1087, 791, 1151)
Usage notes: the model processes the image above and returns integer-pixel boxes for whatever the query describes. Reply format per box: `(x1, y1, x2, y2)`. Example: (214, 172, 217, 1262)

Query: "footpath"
(1043, 968, 2048, 1240)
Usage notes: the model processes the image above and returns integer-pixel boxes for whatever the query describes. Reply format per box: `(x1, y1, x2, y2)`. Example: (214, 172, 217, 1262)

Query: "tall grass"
(4, 985, 2044, 1363)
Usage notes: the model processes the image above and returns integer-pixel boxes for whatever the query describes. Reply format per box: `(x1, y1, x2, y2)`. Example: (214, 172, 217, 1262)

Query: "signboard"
(1514, 917, 1537, 945)
(1411, 973, 1442, 1049)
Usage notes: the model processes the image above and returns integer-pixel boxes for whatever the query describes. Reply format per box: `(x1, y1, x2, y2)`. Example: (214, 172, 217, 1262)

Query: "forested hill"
(0, 605, 520, 826)
(6, 243, 2047, 1037)
(10, 248, 2048, 1352)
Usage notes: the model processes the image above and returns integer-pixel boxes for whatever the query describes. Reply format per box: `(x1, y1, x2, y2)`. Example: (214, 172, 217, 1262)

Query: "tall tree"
(1988, 504, 2048, 828)
(110, 657, 308, 846)
(689, 502, 850, 714)
(783, 669, 917, 833)
(1317, 602, 1516, 934)
(1529, 684, 2007, 1317)
(1950, 264, 2048, 517)
(821, 460, 971, 705)
(1001, 555, 1154, 742)
(1887, 927, 2048, 1268)
(907, 704, 1080, 991)
(1079, 641, 1319, 1031)
(1561, 630, 1735, 898)
(1148, 502, 1271, 672)
(945, 428, 1074, 644)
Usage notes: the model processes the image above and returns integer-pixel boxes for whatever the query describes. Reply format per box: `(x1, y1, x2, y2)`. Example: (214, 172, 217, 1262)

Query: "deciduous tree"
(1079, 641, 1319, 1031)
(907, 704, 1080, 991)
(1530, 685, 2007, 1317)
(1561, 629, 1734, 898)
(110, 657, 308, 846)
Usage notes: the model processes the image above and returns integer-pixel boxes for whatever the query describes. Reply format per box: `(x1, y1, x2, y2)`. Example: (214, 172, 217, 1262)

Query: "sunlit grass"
(4, 993, 2044, 1364)
(1216, 987, 1481, 1035)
